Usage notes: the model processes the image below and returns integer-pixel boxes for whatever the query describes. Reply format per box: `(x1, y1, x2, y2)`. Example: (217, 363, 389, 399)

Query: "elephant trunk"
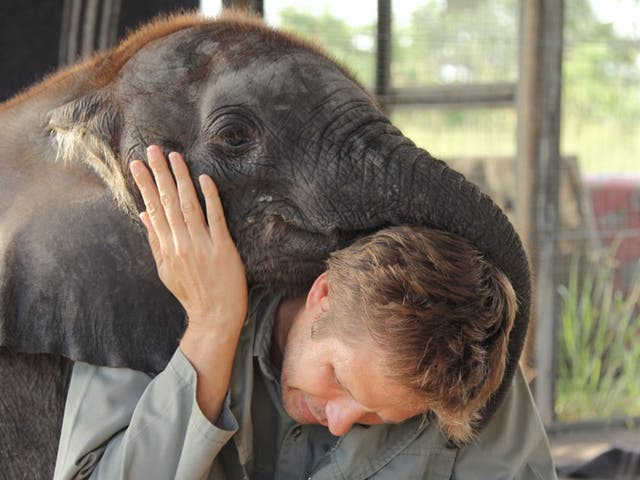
(344, 137, 531, 431)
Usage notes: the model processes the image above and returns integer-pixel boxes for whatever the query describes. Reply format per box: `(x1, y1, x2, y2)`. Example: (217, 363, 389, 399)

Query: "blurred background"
(2, 0, 639, 475)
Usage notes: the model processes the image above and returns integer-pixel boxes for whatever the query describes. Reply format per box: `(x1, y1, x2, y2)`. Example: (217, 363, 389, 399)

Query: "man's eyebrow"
(333, 372, 352, 395)
(334, 370, 375, 411)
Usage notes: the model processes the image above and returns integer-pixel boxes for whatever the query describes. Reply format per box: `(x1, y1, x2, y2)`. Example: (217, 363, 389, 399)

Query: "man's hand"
(130, 145, 247, 330)
(130, 145, 248, 421)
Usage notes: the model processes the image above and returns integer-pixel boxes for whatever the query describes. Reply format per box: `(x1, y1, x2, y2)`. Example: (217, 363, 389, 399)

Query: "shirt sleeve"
(53, 348, 238, 480)
(454, 365, 558, 480)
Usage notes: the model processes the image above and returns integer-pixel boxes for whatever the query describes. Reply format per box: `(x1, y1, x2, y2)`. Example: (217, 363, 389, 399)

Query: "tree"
(278, 6, 376, 87)
(392, 0, 518, 86)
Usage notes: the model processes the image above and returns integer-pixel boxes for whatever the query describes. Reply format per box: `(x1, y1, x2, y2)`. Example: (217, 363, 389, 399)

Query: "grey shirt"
(54, 289, 557, 479)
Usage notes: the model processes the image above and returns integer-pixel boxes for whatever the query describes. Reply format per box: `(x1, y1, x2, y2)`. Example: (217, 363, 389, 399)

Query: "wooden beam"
(378, 82, 516, 109)
(516, 0, 564, 424)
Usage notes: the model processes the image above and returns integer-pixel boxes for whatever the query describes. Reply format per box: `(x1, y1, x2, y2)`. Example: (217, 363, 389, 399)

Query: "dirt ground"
(548, 426, 640, 478)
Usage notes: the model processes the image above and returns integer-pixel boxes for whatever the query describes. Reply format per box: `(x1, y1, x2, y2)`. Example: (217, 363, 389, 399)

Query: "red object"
(584, 174, 640, 291)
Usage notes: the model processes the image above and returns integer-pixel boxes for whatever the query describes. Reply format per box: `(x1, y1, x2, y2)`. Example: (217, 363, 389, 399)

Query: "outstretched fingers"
(130, 155, 173, 254)
(131, 146, 235, 268)
(145, 146, 191, 254)
(199, 174, 231, 243)
(139, 211, 162, 264)
(168, 152, 209, 244)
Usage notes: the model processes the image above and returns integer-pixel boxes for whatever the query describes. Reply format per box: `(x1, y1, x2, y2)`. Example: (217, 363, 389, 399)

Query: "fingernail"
(139, 211, 151, 225)
(130, 161, 143, 176)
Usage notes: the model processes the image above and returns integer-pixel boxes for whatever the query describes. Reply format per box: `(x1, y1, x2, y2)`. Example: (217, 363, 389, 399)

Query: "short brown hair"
(321, 226, 517, 444)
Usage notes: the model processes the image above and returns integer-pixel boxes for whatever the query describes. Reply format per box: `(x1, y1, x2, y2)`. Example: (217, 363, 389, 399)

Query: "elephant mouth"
(269, 214, 383, 257)
(244, 215, 384, 293)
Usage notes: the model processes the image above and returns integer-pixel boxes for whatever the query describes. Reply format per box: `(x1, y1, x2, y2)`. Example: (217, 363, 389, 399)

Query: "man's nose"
(324, 398, 367, 436)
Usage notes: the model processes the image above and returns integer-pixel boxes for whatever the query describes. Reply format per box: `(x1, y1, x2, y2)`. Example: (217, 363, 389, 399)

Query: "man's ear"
(306, 271, 330, 312)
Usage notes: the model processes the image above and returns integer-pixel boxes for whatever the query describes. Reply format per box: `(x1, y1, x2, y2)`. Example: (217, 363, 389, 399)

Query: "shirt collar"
(252, 288, 283, 382)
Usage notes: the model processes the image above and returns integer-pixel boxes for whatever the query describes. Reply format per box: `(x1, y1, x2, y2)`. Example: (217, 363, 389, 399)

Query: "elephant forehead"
(197, 53, 375, 121)
(118, 27, 333, 86)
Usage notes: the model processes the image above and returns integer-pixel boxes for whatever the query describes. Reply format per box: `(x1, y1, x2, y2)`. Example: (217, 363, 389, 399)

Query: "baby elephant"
(0, 10, 530, 478)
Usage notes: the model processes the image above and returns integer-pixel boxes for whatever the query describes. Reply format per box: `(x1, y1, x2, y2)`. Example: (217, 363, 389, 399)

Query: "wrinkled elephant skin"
(0, 12, 530, 478)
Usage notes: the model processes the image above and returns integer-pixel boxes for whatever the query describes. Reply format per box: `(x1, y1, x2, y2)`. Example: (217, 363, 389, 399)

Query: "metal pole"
(376, 0, 392, 112)
(516, 0, 564, 424)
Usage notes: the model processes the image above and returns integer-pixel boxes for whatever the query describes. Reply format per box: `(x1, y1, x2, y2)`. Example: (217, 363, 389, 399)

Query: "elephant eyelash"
(206, 111, 262, 154)
(214, 123, 255, 149)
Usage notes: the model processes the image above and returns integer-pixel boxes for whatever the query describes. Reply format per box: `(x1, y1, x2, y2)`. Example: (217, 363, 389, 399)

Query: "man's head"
(277, 226, 517, 443)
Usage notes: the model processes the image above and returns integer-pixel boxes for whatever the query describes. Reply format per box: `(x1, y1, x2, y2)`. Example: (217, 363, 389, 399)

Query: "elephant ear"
(47, 91, 139, 218)
(0, 92, 184, 372)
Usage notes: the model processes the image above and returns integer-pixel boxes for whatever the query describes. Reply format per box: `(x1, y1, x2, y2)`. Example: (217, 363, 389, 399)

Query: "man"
(54, 146, 557, 479)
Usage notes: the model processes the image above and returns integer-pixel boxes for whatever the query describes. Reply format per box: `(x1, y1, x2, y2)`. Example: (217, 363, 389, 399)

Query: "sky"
(590, 0, 640, 37)
(202, 0, 436, 26)
(201, 0, 640, 37)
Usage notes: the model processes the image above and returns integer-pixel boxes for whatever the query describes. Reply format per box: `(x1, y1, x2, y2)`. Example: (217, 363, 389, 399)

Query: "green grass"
(391, 108, 640, 175)
(555, 246, 640, 421)
(391, 108, 517, 159)
(562, 119, 640, 175)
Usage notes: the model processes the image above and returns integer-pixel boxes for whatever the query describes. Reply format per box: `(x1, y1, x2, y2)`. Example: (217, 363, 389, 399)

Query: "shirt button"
(291, 425, 302, 438)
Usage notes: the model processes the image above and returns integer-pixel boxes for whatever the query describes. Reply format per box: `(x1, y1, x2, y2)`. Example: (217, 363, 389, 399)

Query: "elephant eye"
(216, 124, 252, 148)
(209, 112, 260, 155)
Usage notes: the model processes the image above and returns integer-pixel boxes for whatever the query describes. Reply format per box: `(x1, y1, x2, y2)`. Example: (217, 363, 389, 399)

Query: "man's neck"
(270, 296, 305, 370)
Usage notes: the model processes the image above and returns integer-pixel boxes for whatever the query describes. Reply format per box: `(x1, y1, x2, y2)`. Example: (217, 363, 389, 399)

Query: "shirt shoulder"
(453, 366, 558, 479)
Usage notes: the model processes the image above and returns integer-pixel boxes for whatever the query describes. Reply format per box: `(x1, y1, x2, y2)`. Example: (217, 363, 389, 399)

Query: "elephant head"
(0, 11, 529, 431)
